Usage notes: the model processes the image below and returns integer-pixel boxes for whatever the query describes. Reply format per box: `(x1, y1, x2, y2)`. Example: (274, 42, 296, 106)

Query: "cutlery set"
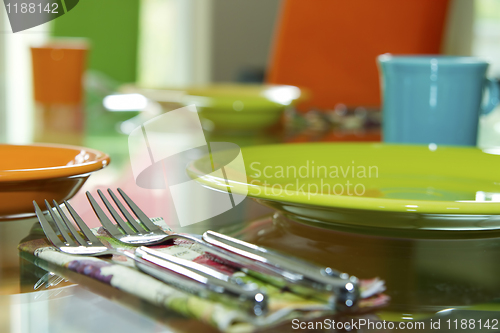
(33, 188, 360, 316)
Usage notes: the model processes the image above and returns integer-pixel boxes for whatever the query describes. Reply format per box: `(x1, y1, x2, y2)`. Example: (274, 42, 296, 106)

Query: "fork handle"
(121, 248, 268, 316)
(202, 230, 360, 311)
(156, 232, 360, 311)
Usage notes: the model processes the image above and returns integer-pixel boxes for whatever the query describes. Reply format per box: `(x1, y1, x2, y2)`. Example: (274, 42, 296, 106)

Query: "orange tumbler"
(31, 40, 88, 145)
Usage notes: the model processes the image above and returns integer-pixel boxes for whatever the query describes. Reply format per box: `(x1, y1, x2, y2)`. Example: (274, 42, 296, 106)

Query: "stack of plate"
(188, 143, 500, 236)
(187, 142, 500, 313)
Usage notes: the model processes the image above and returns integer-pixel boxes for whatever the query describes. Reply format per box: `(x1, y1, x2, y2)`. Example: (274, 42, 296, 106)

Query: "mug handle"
(482, 78, 500, 115)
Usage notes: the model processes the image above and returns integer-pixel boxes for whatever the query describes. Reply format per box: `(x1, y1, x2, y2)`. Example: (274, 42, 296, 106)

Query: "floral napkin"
(18, 218, 388, 332)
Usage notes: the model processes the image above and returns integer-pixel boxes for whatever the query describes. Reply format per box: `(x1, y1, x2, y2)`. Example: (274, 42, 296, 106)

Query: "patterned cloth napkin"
(18, 218, 388, 332)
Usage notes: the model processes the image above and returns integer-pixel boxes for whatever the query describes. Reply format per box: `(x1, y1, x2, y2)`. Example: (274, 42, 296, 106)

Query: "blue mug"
(377, 55, 500, 146)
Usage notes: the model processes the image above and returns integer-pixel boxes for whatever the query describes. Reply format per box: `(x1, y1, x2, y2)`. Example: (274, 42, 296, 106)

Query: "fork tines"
(86, 189, 165, 243)
(33, 197, 269, 315)
(33, 199, 104, 251)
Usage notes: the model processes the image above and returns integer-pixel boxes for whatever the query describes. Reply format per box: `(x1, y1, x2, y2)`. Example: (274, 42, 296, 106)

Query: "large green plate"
(187, 143, 500, 232)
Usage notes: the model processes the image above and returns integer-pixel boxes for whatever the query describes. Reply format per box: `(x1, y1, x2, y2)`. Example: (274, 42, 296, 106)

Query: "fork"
(87, 188, 169, 245)
(33, 199, 268, 316)
(88, 188, 360, 311)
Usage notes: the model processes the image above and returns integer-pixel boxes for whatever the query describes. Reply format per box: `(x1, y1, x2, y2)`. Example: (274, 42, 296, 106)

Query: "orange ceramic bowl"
(0, 144, 110, 220)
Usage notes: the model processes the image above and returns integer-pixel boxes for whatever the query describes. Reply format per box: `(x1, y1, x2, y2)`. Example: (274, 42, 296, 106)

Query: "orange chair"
(267, 0, 450, 111)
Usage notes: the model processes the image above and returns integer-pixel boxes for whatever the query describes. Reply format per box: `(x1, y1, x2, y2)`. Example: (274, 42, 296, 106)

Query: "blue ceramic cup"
(378, 55, 500, 146)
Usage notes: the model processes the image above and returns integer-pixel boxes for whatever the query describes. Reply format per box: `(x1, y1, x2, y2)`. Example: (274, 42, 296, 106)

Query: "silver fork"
(32, 199, 268, 316)
(87, 188, 360, 312)
(87, 188, 169, 245)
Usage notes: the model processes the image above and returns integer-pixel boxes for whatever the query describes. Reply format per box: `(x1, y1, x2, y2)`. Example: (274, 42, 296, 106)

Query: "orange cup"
(31, 40, 89, 145)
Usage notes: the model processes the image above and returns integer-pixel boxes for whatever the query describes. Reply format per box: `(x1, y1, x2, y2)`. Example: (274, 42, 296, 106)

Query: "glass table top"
(3, 210, 500, 333)
(3, 124, 500, 332)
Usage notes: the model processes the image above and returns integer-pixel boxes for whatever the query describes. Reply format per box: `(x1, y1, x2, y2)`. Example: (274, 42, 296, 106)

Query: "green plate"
(187, 143, 500, 232)
(183, 85, 303, 132)
(122, 84, 305, 132)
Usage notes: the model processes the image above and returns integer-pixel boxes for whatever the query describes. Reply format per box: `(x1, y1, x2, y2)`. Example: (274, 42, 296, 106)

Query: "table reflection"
(225, 213, 500, 318)
(3, 207, 500, 332)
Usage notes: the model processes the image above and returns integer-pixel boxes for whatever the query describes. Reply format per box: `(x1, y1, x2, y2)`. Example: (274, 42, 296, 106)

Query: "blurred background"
(0, 0, 500, 143)
(1, 0, 500, 146)
(0, 0, 278, 143)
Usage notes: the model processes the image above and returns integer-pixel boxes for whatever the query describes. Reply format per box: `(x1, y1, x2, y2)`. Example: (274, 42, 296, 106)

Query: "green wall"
(52, 0, 140, 83)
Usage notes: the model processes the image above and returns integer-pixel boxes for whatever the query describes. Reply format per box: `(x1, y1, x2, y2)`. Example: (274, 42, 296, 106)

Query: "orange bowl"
(0, 144, 110, 220)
